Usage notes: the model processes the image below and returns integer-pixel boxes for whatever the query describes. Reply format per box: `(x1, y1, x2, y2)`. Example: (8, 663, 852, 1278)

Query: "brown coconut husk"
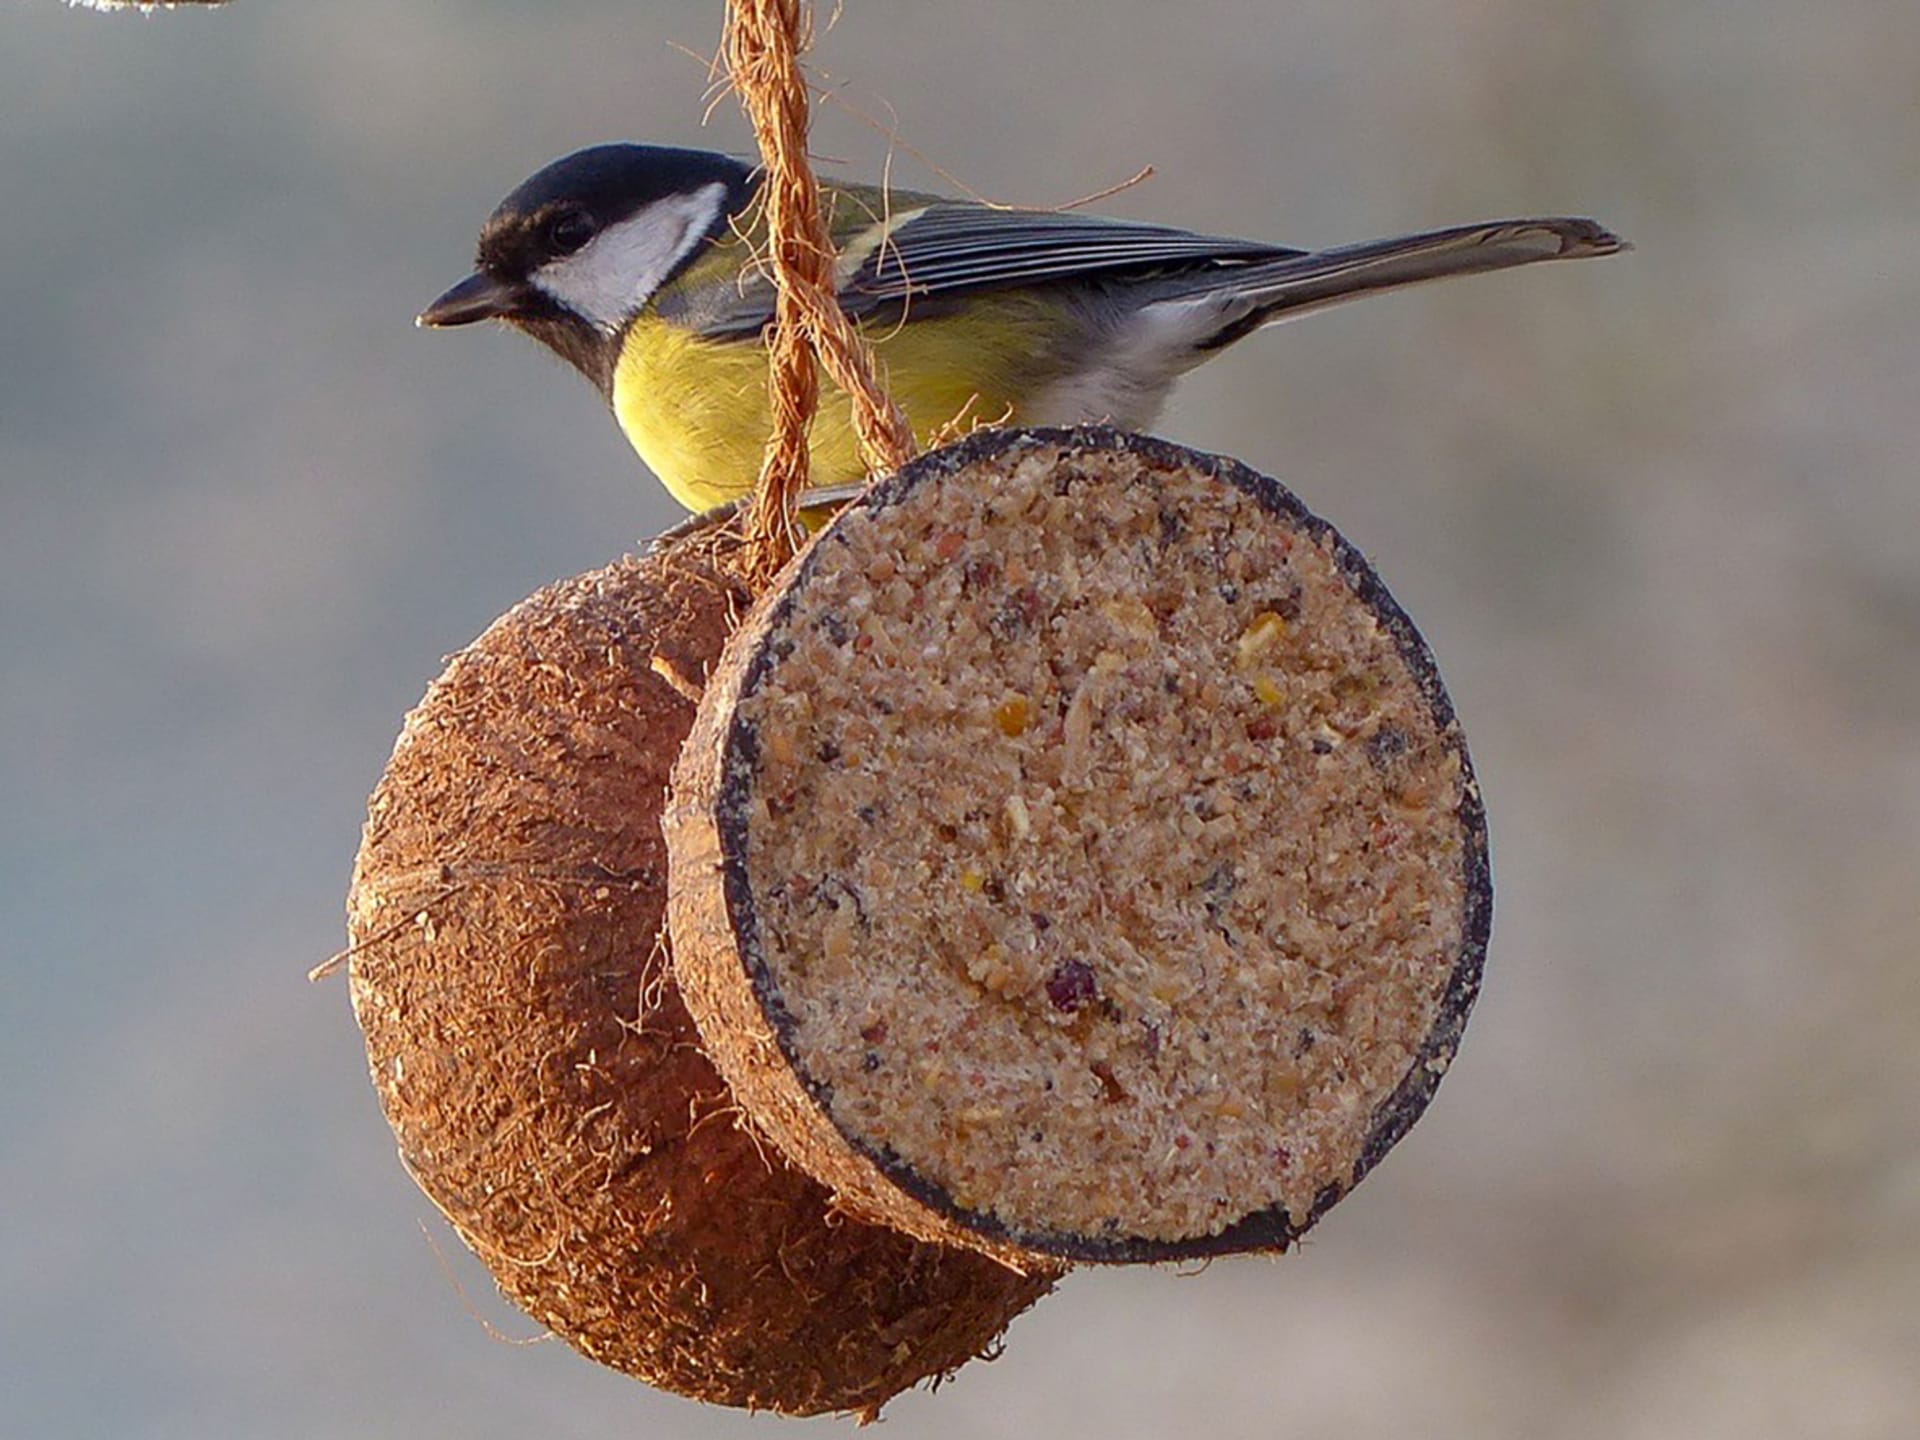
(665, 426, 1491, 1268)
(346, 544, 1055, 1418)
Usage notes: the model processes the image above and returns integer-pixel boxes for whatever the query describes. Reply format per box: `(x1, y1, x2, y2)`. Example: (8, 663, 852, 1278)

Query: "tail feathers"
(1185, 216, 1627, 348)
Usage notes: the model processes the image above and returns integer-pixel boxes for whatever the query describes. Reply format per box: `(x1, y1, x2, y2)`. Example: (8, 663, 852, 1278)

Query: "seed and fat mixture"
(734, 439, 1473, 1244)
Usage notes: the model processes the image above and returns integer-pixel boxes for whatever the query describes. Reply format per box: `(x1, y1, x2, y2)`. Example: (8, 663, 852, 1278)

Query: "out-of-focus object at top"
(68, 0, 229, 12)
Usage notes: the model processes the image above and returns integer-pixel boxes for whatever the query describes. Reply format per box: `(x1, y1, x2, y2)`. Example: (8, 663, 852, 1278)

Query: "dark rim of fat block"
(712, 425, 1492, 1263)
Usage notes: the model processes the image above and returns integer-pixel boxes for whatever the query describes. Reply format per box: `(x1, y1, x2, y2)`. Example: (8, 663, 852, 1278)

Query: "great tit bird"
(420, 144, 1623, 512)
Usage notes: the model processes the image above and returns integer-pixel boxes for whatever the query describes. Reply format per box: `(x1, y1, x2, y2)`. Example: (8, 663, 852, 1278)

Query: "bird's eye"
(545, 210, 594, 255)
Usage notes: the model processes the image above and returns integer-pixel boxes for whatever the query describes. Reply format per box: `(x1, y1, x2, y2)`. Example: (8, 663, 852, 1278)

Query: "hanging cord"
(722, 0, 918, 579)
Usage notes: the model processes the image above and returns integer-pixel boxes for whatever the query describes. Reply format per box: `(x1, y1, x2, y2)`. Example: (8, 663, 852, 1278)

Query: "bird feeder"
(346, 548, 1055, 1417)
(664, 426, 1489, 1265)
(337, 0, 1492, 1416)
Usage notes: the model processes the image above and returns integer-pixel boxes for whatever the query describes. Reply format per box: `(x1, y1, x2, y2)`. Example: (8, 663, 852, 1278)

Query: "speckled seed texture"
(674, 427, 1489, 1263)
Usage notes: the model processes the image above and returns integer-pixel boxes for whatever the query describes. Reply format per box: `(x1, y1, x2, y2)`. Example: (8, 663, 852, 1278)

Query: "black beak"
(417, 271, 527, 328)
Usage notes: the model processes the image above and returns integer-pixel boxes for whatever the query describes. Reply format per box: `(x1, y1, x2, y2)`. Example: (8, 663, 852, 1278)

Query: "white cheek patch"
(531, 182, 729, 332)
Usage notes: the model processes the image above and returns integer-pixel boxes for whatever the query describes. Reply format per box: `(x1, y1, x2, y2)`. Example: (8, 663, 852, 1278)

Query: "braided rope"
(722, 0, 917, 578)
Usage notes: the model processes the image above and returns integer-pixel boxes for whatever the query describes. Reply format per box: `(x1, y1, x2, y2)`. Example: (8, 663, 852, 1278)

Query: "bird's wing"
(676, 201, 1301, 340)
(842, 204, 1300, 301)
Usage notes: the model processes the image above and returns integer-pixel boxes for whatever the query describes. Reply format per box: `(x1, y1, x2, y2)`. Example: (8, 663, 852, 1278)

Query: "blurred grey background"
(3, 2, 1916, 1436)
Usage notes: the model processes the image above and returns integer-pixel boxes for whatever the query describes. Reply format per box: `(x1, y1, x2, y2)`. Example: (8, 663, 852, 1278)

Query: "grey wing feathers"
(847, 206, 1299, 300)
(676, 208, 1623, 343)
(682, 205, 1299, 340)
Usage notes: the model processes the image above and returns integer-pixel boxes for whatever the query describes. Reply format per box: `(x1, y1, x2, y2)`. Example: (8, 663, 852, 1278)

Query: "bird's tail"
(1182, 217, 1627, 348)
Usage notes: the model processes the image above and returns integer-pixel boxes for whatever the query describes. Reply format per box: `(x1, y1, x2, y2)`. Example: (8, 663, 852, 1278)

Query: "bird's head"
(418, 144, 754, 393)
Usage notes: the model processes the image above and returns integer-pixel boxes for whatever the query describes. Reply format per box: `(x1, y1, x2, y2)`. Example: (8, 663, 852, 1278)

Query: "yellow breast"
(612, 296, 1064, 512)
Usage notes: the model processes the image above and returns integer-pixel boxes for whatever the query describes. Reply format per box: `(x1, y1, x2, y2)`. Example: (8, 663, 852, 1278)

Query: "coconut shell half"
(665, 427, 1492, 1267)
(346, 546, 1054, 1417)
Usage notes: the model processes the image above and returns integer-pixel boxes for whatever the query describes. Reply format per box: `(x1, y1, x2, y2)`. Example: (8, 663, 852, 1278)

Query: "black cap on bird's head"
(418, 144, 754, 391)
